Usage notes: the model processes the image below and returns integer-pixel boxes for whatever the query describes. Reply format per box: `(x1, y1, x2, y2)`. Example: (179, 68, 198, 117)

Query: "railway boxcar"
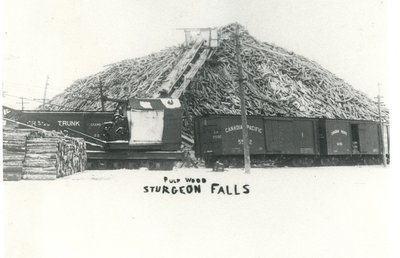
(195, 115, 320, 166)
(194, 114, 387, 167)
(264, 117, 318, 155)
(318, 119, 382, 165)
(194, 115, 266, 159)
(320, 119, 380, 155)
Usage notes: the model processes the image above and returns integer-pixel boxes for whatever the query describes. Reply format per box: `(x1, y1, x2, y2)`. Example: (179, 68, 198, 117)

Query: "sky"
(0, 0, 393, 110)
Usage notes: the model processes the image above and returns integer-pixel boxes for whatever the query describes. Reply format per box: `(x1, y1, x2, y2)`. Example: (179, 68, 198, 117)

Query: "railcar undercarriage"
(204, 154, 389, 168)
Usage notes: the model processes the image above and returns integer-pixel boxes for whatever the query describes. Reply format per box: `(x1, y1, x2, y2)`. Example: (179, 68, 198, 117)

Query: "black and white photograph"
(1, 0, 399, 257)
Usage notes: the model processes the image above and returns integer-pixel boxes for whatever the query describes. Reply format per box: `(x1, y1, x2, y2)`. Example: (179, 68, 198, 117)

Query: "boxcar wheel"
(303, 157, 314, 167)
(161, 161, 175, 170)
(320, 157, 330, 166)
(292, 158, 302, 167)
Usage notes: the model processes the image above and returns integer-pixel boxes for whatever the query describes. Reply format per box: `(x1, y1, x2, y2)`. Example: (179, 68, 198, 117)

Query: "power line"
(2, 81, 45, 88)
(2, 80, 58, 89)
(3, 92, 100, 105)
(2, 81, 63, 96)
(2, 85, 61, 95)
(3, 93, 25, 99)
(3, 93, 67, 109)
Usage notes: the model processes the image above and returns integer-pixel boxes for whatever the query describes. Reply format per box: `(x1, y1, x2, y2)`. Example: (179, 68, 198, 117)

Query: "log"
(3, 128, 36, 133)
(3, 160, 24, 167)
(27, 143, 58, 147)
(24, 158, 57, 167)
(25, 153, 58, 159)
(27, 138, 60, 143)
(22, 174, 57, 180)
(3, 172, 23, 181)
(3, 166, 23, 173)
(3, 128, 87, 180)
(3, 154, 25, 161)
(31, 23, 392, 144)
(22, 167, 57, 174)
(3, 140, 26, 144)
(3, 143, 26, 151)
(23, 132, 86, 179)
(3, 132, 30, 138)
(26, 147, 59, 154)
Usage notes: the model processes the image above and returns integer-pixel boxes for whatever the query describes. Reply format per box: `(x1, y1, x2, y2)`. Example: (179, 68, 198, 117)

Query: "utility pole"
(235, 23, 251, 174)
(18, 97, 25, 111)
(375, 84, 387, 167)
(43, 75, 49, 110)
(99, 79, 105, 111)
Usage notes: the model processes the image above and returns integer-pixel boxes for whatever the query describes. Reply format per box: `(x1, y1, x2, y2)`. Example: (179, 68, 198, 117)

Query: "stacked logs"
(23, 134, 60, 180)
(57, 137, 87, 177)
(44, 23, 389, 140)
(3, 129, 35, 181)
(23, 131, 86, 180)
(2, 128, 86, 180)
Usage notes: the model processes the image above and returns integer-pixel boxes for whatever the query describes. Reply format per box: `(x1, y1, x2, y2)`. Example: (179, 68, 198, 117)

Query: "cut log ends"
(3, 129, 87, 181)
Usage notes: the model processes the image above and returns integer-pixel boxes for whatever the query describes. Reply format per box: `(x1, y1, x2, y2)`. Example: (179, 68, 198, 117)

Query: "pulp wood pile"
(2, 128, 87, 180)
(45, 23, 388, 140)
(23, 131, 87, 180)
(3, 129, 34, 181)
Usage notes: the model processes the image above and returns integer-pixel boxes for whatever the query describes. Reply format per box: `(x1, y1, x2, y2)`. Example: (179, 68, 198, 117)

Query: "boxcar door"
(265, 119, 294, 154)
(325, 120, 351, 155)
(293, 120, 315, 154)
(358, 123, 380, 154)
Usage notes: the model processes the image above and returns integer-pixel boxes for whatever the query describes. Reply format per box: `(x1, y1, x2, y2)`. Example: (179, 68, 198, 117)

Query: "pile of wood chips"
(45, 23, 389, 139)
(2, 129, 87, 181)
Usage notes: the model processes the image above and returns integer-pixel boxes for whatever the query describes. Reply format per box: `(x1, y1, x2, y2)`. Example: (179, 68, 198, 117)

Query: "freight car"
(194, 115, 389, 167)
(4, 98, 184, 170)
(8, 110, 114, 140)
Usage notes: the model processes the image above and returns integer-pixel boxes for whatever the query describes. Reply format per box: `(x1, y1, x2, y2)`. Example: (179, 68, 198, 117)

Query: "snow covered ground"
(2, 166, 399, 258)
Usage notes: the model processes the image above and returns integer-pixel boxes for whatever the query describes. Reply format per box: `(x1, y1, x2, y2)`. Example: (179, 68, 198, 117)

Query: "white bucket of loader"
(126, 98, 181, 145)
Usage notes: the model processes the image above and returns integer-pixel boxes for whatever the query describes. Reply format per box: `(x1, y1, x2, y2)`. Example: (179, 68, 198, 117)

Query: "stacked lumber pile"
(3, 129, 35, 181)
(3, 127, 86, 181)
(23, 131, 86, 180)
(45, 23, 389, 139)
